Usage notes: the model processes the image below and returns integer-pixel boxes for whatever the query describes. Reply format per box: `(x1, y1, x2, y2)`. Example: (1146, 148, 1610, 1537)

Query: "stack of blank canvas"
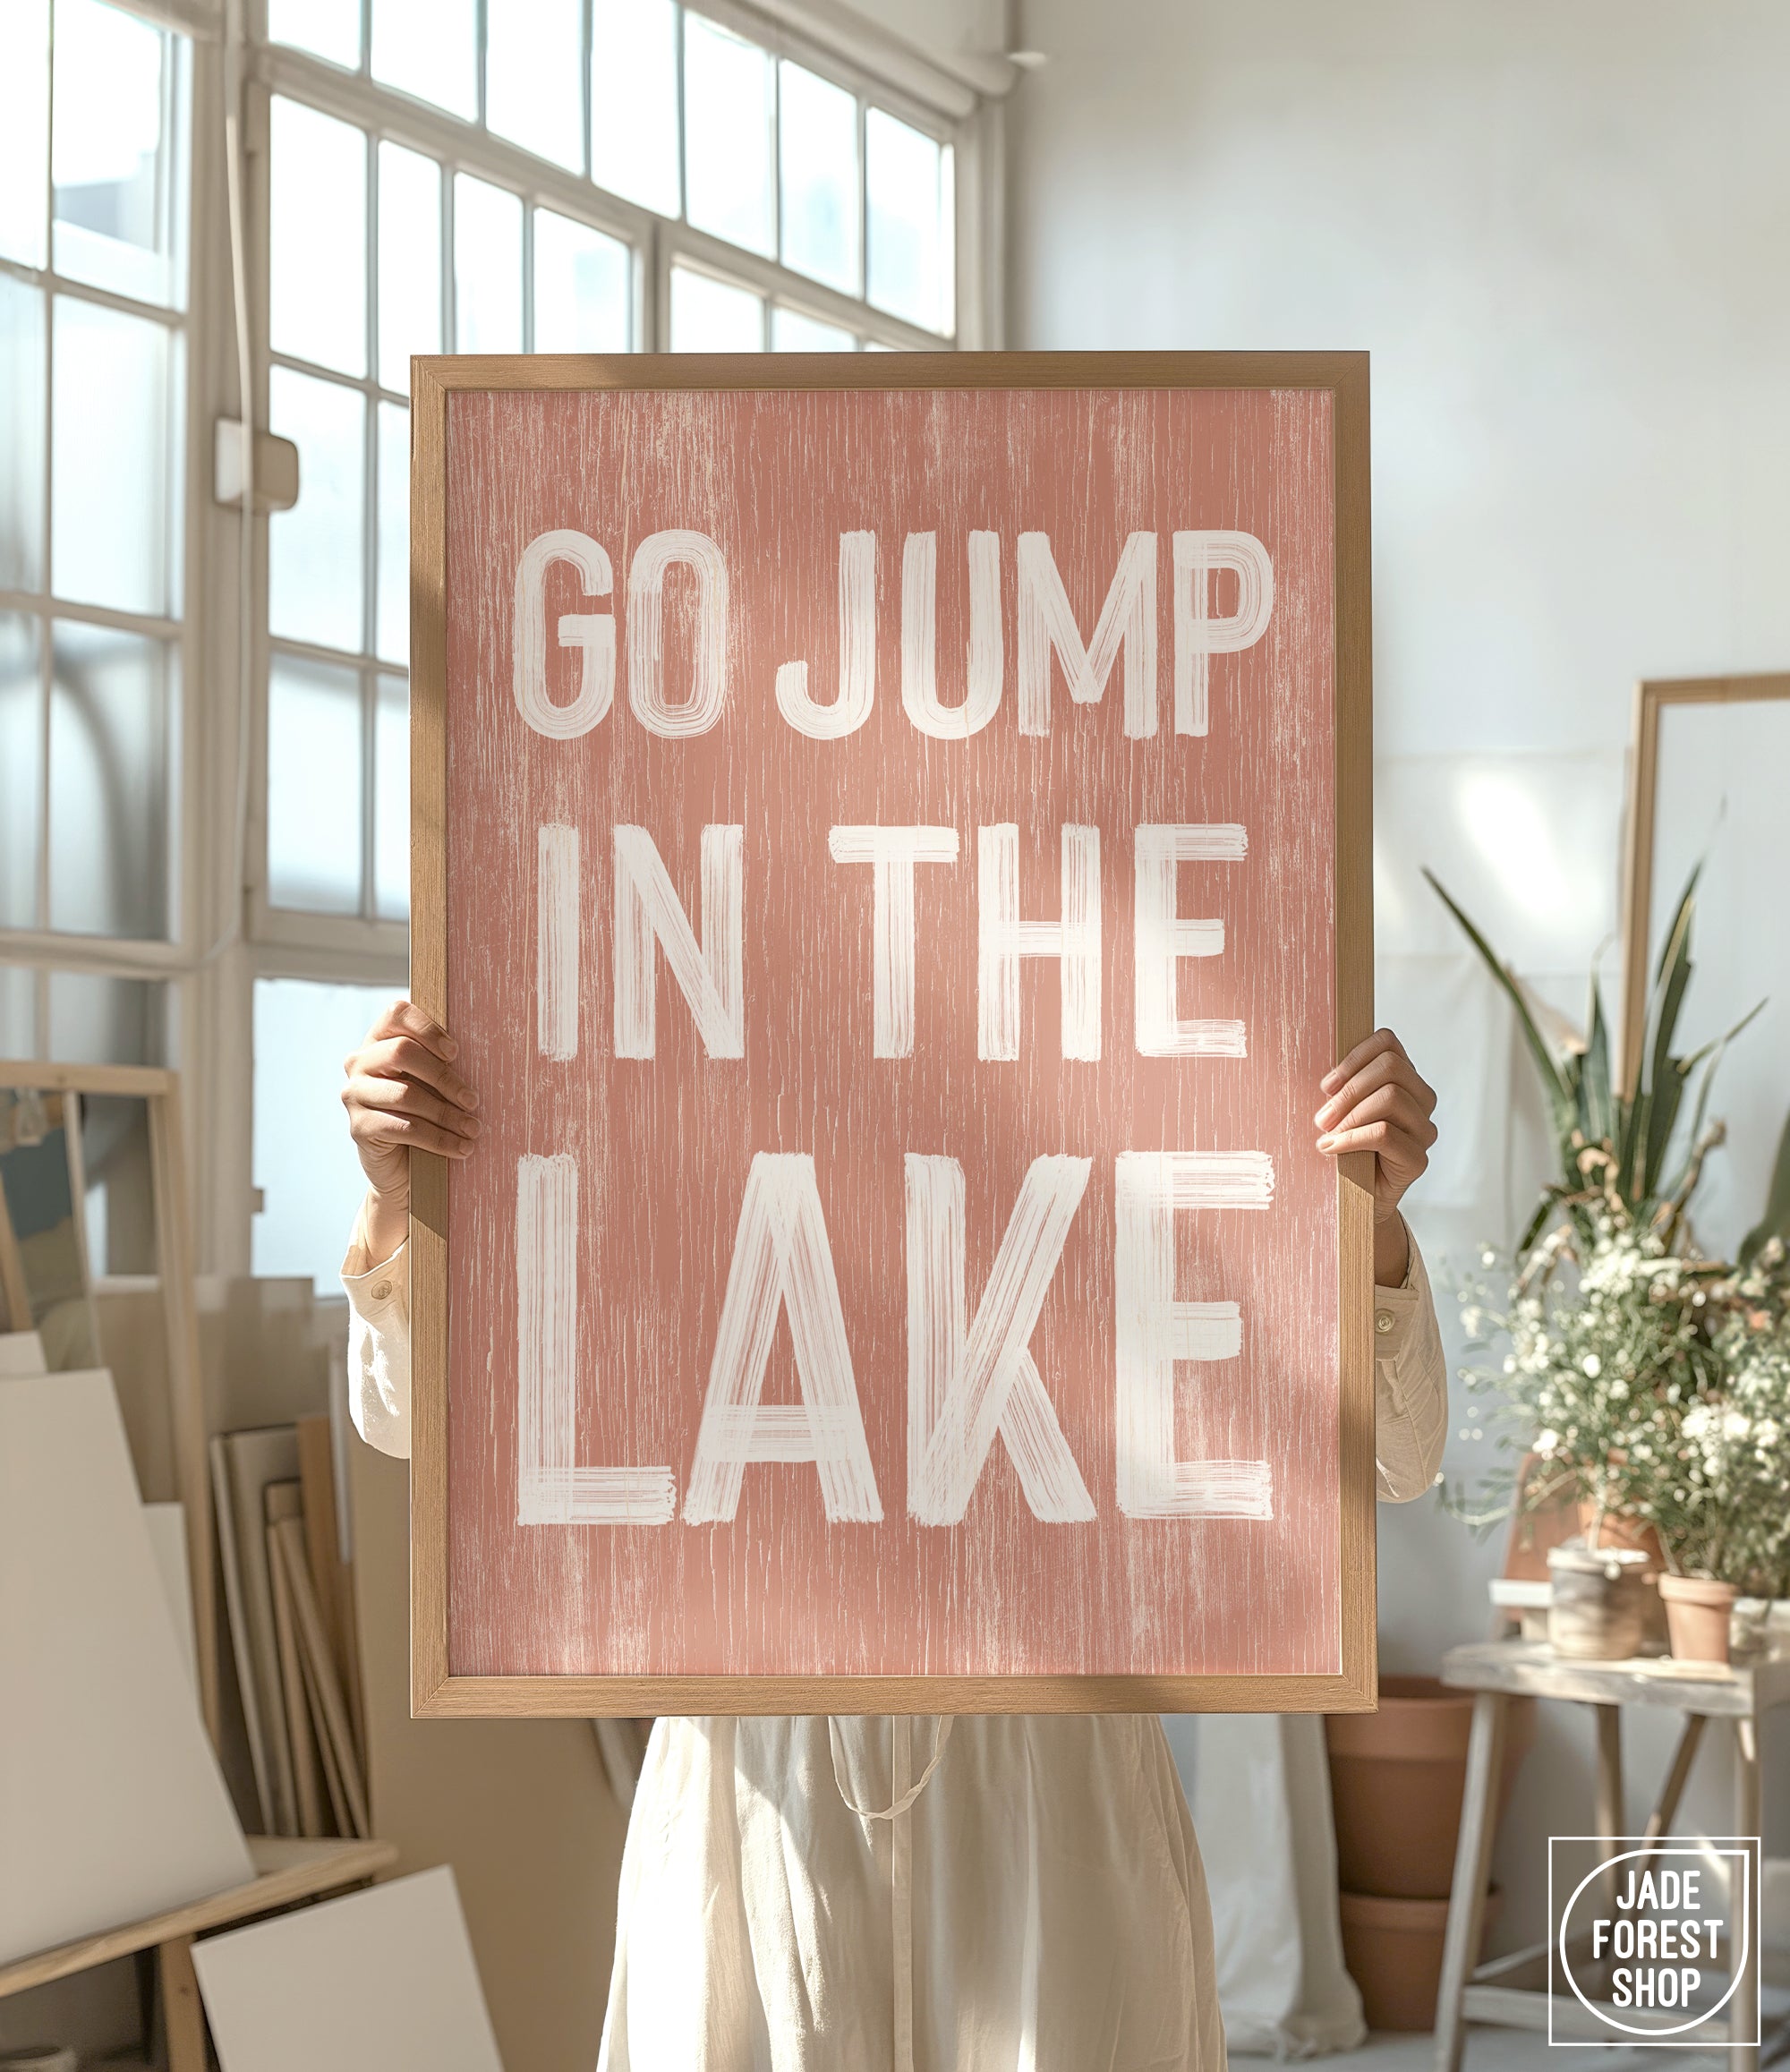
(211, 1418, 368, 1838)
(0, 1333, 252, 1965)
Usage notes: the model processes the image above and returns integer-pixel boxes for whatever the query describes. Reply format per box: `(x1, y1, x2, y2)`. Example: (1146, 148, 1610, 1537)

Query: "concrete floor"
(1345, 1991, 1790, 2072)
(1351, 2037, 1738, 2072)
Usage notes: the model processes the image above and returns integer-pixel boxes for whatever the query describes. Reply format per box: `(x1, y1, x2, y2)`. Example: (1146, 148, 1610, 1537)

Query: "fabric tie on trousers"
(828, 1715, 956, 2072)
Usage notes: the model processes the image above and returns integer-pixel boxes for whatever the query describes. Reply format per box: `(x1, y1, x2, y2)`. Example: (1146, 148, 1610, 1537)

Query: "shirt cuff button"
(1375, 1309, 1395, 1334)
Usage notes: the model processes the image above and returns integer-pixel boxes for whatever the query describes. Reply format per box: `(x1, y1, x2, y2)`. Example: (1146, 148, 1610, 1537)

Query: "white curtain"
(1162, 1713, 1365, 2057)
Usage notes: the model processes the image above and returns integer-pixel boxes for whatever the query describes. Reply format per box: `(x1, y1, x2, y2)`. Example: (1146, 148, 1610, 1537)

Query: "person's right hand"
(342, 1000, 481, 1258)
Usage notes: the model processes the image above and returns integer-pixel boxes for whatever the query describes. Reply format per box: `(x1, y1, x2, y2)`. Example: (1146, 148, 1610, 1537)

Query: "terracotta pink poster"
(420, 359, 1372, 1711)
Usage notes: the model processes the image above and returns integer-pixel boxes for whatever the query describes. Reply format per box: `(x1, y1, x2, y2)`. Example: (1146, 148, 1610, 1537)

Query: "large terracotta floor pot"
(1326, 1676, 1535, 1899)
(1339, 1888, 1504, 2031)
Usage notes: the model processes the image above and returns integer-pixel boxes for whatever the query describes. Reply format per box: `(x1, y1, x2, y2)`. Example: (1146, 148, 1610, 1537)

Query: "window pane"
(52, 0, 186, 309)
(866, 109, 953, 334)
(772, 306, 854, 352)
(0, 276, 46, 593)
(683, 16, 774, 258)
(779, 63, 858, 295)
(0, 613, 41, 932)
(252, 977, 396, 1292)
(371, 0, 476, 121)
(590, 0, 678, 217)
(454, 175, 523, 354)
(267, 0, 359, 68)
(268, 367, 365, 654)
(51, 295, 178, 618)
(669, 267, 763, 352)
(267, 653, 363, 913)
(0, 967, 34, 1057)
(488, 0, 583, 173)
(271, 98, 366, 377)
(374, 673, 408, 921)
(377, 141, 440, 394)
(0, 0, 49, 268)
(376, 401, 408, 664)
(47, 620, 173, 939)
(48, 972, 163, 1066)
(78, 1090, 154, 1275)
(533, 210, 628, 353)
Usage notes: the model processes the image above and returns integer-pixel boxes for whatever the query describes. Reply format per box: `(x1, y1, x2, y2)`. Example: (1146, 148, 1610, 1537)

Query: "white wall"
(1011, 0, 1790, 748)
(1009, 0, 1790, 1952)
(840, 0, 1008, 72)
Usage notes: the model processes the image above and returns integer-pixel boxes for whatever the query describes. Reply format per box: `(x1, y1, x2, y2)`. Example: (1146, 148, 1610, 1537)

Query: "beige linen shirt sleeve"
(344, 1216, 1451, 1492)
(1373, 1227, 1448, 1502)
(342, 1215, 412, 1460)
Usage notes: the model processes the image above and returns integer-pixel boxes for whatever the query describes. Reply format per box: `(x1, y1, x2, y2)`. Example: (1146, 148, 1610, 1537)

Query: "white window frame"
(243, 4, 996, 970)
(0, 4, 202, 1032)
(0, 0, 1005, 1280)
(0, 0, 249, 1280)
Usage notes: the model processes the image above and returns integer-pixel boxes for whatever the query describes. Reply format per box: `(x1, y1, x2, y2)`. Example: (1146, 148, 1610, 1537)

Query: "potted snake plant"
(1430, 868, 1790, 1658)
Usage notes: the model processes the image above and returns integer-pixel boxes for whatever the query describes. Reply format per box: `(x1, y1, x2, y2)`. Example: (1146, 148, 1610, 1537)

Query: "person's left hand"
(1314, 1027, 1438, 1285)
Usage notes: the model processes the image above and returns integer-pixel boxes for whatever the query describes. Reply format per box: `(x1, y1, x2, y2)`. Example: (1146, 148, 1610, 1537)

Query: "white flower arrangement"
(1454, 1225, 1790, 1593)
(1644, 1256, 1790, 1590)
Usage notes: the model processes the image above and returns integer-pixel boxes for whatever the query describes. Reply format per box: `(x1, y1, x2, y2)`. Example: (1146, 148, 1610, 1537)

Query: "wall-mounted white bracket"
(213, 420, 300, 512)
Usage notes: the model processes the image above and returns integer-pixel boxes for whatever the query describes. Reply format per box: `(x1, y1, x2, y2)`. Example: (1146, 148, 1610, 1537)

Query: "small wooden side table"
(1434, 1640, 1789, 2072)
(0, 1835, 397, 2071)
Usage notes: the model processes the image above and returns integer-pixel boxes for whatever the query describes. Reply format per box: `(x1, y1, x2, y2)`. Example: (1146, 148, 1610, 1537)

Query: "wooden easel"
(0, 1164, 30, 1333)
(0, 1837, 396, 2072)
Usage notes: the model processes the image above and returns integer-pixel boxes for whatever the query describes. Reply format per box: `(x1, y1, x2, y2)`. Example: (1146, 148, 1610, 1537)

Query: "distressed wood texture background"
(439, 376, 1342, 1688)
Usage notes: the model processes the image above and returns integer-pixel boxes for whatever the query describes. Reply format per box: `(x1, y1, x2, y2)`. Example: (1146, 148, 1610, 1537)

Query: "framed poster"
(411, 352, 1374, 1718)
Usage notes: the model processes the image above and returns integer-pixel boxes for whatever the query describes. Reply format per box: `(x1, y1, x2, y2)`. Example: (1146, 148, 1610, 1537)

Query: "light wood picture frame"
(410, 351, 1377, 1718)
(0, 1059, 217, 1741)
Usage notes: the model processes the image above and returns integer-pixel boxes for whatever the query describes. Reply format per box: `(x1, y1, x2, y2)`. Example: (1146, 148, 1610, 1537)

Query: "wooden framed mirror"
(1619, 671, 1790, 1261)
(0, 1059, 216, 1740)
(0, 1087, 99, 1368)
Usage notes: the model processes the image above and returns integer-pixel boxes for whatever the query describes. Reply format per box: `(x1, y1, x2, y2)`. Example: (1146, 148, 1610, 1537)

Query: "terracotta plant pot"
(1339, 1886, 1504, 2031)
(1658, 1574, 1738, 1666)
(1326, 1677, 1535, 1899)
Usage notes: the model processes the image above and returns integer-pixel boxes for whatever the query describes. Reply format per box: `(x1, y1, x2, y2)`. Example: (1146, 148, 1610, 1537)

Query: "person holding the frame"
(338, 1002, 1445, 2071)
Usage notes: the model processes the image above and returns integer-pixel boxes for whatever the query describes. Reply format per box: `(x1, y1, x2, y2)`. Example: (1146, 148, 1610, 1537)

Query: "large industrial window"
(254, 0, 961, 940)
(0, 0, 996, 1286)
(248, 0, 977, 1288)
(0, 0, 189, 1069)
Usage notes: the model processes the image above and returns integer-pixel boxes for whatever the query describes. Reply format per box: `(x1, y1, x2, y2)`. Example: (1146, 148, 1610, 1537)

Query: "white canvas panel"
(192, 1866, 504, 2072)
(0, 1332, 46, 1377)
(211, 1427, 303, 1835)
(0, 1372, 252, 1965)
(1374, 749, 1624, 970)
(143, 1500, 197, 1694)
